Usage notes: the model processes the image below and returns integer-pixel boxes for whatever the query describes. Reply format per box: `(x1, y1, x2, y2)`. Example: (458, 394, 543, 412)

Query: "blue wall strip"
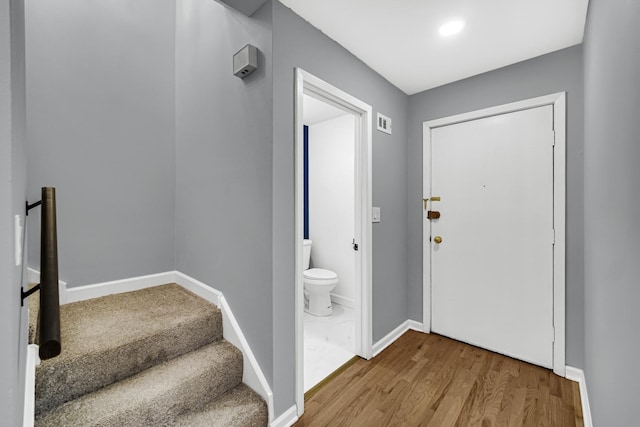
(303, 125, 309, 239)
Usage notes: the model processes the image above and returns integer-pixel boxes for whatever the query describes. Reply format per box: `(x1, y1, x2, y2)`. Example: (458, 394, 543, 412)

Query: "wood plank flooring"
(295, 330, 583, 427)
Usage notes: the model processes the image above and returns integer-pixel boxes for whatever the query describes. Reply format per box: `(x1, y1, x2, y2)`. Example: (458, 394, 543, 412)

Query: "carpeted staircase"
(31, 283, 267, 426)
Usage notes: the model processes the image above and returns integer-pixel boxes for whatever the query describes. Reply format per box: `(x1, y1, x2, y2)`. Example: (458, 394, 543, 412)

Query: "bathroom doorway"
(294, 69, 373, 415)
(302, 95, 355, 393)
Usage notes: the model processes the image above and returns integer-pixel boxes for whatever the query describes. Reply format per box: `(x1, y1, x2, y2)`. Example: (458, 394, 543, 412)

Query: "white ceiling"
(303, 95, 349, 126)
(280, 0, 589, 95)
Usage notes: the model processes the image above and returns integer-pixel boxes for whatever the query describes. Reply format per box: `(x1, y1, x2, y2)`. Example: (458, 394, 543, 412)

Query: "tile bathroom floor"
(303, 303, 355, 392)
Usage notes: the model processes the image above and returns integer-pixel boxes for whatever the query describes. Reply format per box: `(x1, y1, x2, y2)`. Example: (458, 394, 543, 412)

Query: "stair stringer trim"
(23, 343, 39, 426)
(174, 271, 274, 424)
(29, 269, 274, 425)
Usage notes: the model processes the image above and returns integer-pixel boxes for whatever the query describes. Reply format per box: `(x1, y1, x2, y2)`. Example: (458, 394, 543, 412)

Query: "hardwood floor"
(295, 330, 583, 427)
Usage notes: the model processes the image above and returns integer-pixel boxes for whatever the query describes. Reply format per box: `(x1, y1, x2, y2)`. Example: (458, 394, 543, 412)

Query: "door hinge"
(551, 130, 556, 147)
(551, 325, 556, 343)
(552, 229, 556, 245)
(352, 238, 359, 251)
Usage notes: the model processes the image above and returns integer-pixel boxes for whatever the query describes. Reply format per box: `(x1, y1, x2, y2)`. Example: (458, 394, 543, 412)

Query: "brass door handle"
(433, 236, 443, 244)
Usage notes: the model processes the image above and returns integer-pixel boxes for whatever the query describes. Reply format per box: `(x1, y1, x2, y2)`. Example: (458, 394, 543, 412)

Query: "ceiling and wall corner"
(214, 0, 269, 17)
(279, 0, 589, 95)
(303, 94, 349, 125)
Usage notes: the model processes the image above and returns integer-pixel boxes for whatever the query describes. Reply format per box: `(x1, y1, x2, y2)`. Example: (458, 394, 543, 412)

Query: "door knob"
(433, 236, 443, 244)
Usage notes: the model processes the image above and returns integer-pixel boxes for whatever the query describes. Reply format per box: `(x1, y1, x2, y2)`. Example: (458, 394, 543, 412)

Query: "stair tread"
(35, 340, 243, 427)
(35, 283, 222, 415)
(175, 384, 268, 427)
(42, 283, 220, 357)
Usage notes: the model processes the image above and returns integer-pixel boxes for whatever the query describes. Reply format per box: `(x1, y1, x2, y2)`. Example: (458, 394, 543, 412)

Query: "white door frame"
(294, 68, 373, 415)
(422, 92, 566, 377)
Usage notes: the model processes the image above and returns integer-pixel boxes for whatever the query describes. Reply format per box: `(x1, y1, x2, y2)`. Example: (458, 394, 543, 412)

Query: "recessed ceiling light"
(439, 19, 465, 37)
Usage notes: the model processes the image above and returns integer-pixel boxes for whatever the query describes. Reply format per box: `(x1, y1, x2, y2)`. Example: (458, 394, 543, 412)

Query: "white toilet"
(303, 239, 339, 316)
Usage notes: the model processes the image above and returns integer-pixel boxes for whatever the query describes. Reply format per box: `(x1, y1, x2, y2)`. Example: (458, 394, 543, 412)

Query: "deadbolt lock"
(427, 211, 440, 220)
(433, 236, 443, 244)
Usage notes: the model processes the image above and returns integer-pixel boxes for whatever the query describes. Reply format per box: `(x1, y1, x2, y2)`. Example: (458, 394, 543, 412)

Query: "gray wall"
(583, 1, 640, 425)
(407, 45, 585, 369)
(272, 0, 409, 414)
(25, 0, 176, 286)
(1, 0, 28, 424)
(174, 0, 274, 389)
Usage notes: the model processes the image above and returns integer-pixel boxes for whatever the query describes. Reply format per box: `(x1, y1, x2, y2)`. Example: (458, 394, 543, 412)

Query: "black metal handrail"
(22, 187, 61, 360)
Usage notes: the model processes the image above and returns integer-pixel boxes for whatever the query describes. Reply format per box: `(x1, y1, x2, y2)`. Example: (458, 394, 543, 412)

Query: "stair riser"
(35, 311, 222, 415)
(35, 342, 243, 427)
(175, 384, 268, 427)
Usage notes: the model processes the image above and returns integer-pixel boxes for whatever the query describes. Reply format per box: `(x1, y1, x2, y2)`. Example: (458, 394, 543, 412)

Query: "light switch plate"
(372, 207, 381, 223)
(14, 215, 23, 266)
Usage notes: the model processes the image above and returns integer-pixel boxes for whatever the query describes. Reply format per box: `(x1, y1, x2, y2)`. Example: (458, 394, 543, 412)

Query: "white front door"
(428, 106, 555, 368)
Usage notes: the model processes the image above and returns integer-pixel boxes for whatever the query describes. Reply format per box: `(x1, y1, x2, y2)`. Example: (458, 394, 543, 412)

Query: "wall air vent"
(377, 112, 392, 134)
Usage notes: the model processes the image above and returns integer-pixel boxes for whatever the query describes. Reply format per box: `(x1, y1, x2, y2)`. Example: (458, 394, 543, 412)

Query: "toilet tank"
(303, 239, 312, 270)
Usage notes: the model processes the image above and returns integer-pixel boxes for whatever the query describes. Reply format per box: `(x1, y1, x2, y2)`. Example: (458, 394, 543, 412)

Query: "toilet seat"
(303, 268, 338, 285)
(304, 268, 337, 280)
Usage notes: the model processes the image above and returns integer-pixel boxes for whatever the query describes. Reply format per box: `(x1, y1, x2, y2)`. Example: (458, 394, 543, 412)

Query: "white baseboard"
(372, 319, 424, 357)
(64, 271, 175, 304)
(565, 366, 593, 427)
(174, 272, 222, 305)
(406, 320, 424, 332)
(27, 268, 38, 285)
(27, 267, 68, 304)
(174, 272, 274, 424)
(330, 293, 354, 309)
(23, 344, 39, 427)
(271, 405, 298, 427)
